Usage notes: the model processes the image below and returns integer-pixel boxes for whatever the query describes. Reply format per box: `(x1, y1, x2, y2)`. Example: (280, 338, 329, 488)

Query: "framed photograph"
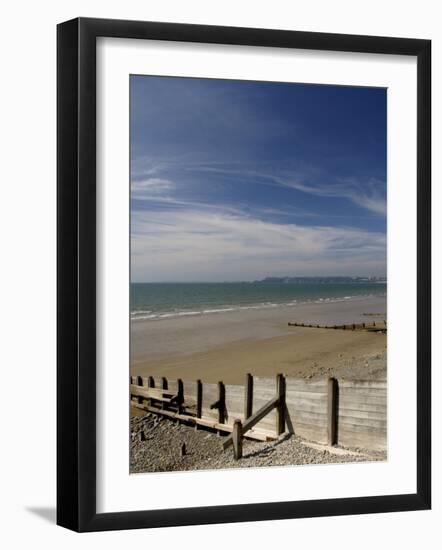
(57, 17, 431, 532)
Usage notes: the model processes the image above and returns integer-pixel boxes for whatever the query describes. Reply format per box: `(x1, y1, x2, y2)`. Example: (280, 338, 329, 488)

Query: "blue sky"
(130, 75, 386, 282)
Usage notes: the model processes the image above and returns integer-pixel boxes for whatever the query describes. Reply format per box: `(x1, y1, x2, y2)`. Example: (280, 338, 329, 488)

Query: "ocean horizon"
(130, 281, 386, 321)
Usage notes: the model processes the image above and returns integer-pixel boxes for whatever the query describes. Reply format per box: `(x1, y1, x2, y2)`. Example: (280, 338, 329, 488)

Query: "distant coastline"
(255, 276, 387, 284)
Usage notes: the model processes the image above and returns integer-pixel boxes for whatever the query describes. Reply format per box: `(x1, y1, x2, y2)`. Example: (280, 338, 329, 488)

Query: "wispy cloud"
(271, 174, 386, 216)
(131, 206, 386, 282)
(132, 178, 175, 194)
(184, 165, 386, 217)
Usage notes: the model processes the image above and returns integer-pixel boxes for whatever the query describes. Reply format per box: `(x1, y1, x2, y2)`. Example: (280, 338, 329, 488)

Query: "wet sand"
(131, 295, 387, 384)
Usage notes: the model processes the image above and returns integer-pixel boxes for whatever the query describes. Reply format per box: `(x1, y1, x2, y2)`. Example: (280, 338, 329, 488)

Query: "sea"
(130, 282, 386, 321)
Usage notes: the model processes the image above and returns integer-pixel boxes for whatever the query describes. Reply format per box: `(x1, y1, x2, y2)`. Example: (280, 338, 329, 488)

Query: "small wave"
(131, 309, 152, 316)
(131, 292, 385, 321)
(202, 307, 236, 314)
(131, 313, 158, 320)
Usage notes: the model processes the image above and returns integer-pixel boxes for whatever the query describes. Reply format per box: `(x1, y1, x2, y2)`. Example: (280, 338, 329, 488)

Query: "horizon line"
(131, 277, 387, 284)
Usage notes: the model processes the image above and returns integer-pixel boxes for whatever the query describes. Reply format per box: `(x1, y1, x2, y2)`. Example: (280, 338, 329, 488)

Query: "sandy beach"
(131, 294, 386, 383)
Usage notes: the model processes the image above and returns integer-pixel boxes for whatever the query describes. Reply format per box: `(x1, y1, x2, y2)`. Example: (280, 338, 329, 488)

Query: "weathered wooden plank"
(338, 425, 387, 437)
(286, 378, 328, 387)
(339, 389, 387, 398)
(253, 378, 276, 396)
(293, 419, 328, 432)
(224, 383, 245, 423)
(254, 377, 276, 385)
(130, 385, 176, 400)
(286, 391, 328, 401)
(338, 432, 387, 451)
(130, 384, 175, 397)
(165, 379, 177, 393)
(339, 395, 387, 407)
(286, 401, 329, 414)
(183, 380, 197, 408)
(339, 402, 387, 414)
(286, 379, 329, 393)
(339, 380, 387, 389)
(290, 410, 328, 422)
(197, 416, 218, 428)
(253, 378, 277, 431)
(201, 382, 219, 421)
(338, 409, 387, 421)
(339, 418, 387, 432)
(183, 380, 197, 396)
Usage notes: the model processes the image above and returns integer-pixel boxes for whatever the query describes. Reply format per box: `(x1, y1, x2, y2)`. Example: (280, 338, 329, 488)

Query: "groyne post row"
(130, 374, 387, 459)
(288, 321, 387, 332)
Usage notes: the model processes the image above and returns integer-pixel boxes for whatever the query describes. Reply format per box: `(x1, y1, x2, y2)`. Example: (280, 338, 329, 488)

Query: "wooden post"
(196, 379, 202, 420)
(244, 373, 253, 420)
(177, 378, 184, 415)
(137, 376, 144, 405)
(232, 419, 243, 460)
(327, 377, 338, 446)
(130, 376, 137, 405)
(276, 373, 285, 436)
(148, 375, 155, 407)
(217, 381, 226, 425)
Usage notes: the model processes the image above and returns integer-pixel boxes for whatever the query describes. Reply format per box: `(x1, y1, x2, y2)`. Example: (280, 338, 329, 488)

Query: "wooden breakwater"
(288, 321, 387, 332)
(130, 374, 387, 459)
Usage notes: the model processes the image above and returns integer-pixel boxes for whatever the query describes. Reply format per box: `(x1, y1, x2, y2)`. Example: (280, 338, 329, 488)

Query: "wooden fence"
(130, 374, 387, 459)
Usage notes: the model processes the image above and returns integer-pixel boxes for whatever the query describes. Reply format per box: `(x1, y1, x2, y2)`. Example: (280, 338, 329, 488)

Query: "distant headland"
(254, 276, 387, 284)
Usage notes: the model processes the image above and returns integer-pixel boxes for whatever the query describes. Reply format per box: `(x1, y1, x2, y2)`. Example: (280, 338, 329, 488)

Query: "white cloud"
(131, 207, 386, 282)
(132, 178, 175, 194)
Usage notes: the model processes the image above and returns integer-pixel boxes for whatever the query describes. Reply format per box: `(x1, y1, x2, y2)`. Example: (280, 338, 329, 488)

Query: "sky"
(130, 75, 386, 282)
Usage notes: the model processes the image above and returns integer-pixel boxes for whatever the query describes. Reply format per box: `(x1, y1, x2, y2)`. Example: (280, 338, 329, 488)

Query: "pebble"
(130, 414, 386, 474)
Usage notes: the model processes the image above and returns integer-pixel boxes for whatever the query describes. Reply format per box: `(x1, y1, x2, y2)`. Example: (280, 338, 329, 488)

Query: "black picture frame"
(57, 17, 431, 532)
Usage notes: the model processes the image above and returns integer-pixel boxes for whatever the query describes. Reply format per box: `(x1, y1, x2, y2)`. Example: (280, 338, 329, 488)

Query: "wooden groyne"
(288, 321, 387, 333)
(131, 373, 387, 460)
